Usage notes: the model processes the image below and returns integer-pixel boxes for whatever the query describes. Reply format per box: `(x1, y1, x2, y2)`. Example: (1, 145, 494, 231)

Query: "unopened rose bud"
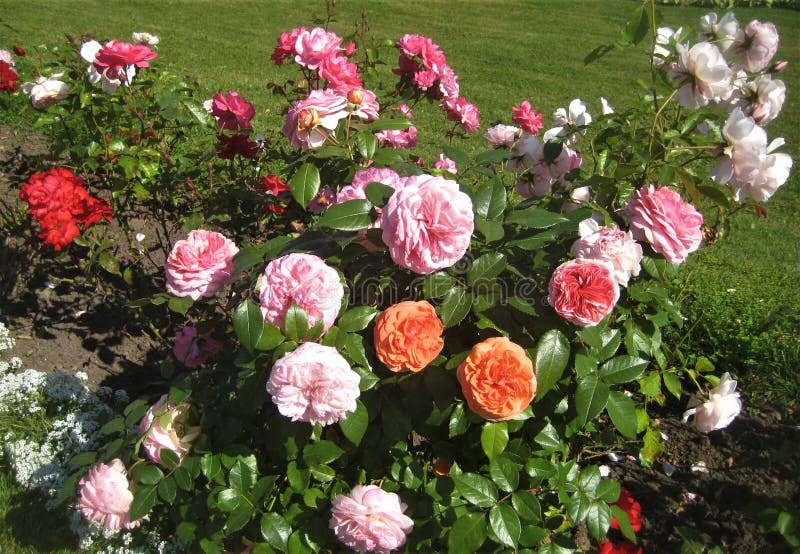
(771, 60, 788, 73)
(297, 107, 320, 131)
(347, 88, 364, 105)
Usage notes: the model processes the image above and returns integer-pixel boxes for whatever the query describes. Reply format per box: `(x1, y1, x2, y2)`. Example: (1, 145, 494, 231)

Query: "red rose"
(0, 61, 19, 94)
(12, 45, 26, 57)
(259, 174, 291, 214)
(610, 487, 643, 533)
(217, 133, 260, 159)
(598, 540, 643, 554)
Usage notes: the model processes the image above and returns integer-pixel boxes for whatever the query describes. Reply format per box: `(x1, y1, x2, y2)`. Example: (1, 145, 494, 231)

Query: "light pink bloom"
(138, 395, 200, 465)
(336, 167, 404, 205)
(512, 100, 544, 135)
(173, 326, 222, 368)
(445, 97, 480, 133)
(397, 104, 414, 120)
(78, 459, 144, 531)
(131, 32, 159, 49)
(483, 124, 519, 149)
(210, 91, 255, 131)
(669, 42, 732, 109)
(739, 20, 779, 72)
(683, 373, 742, 432)
(737, 141, 793, 202)
(381, 174, 473, 274)
(413, 69, 438, 91)
(543, 99, 592, 142)
(259, 253, 343, 333)
(563, 185, 593, 213)
(625, 185, 703, 264)
(266, 343, 360, 426)
(548, 259, 620, 327)
(433, 153, 457, 174)
(343, 87, 380, 121)
(745, 75, 785, 125)
(330, 485, 414, 553)
(21, 74, 69, 108)
(571, 219, 643, 287)
(165, 230, 239, 300)
(294, 27, 343, 70)
(283, 89, 348, 151)
(652, 26, 683, 67)
(375, 127, 417, 149)
(699, 12, 742, 57)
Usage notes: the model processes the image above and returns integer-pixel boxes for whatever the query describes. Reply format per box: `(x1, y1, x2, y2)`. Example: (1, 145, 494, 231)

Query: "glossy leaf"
(261, 512, 292, 551)
(606, 391, 638, 439)
(290, 163, 320, 209)
(448, 512, 487, 553)
(575, 375, 610, 426)
(481, 421, 509, 460)
(316, 199, 372, 231)
(490, 503, 521, 548)
(452, 472, 498, 508)
(339, 400, 368, 446)
(535, 330, 570, 400)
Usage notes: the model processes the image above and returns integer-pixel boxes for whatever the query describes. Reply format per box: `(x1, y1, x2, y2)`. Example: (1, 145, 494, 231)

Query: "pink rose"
(294, 27, 343, 70)
(211, 91, 255, 131)
(173, 325, 222, 368)
(625, 185, 703, 264)
(740, 20, 779, 72)
(330, 485, 414, 554)
(484, 124, 519, 149)
(78, 459, 145, 531)
(283, 89, 348, 151)
(571, 219, 643, 287)
(343, 87, 380, 122)
(397, 34, 446, 72)
(258, 253, 343, 333)
(433, 153, 457, 174)
(92, 40, 157, 81)
(320, 55, 363, 91)
(436, 65, 460, 102)
(272, 27, 305, 66)
(548, 258, 620, 327)
(375, 127, 417, 149)
(266, 343, 360, 426)
(683, 373, 742, 432)
(165, 230, 239, 300)
(138, 395, 200, 465)
(336, 167, 404, 205)
(381, 174, 474, 274)
(512, 100, 544, 135)
(445, 97, 480, 133)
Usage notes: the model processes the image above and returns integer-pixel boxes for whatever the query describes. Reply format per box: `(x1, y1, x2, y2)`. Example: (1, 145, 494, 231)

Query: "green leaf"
(622, 4, 649, 45)
(535, 330, 570, 400)
(443, 145, 470, 168)
(505, 231, 557, 250)
(567, 491, 592, 523)
(218, 489, 243, 512)
(532, 424, 561, 453)
(475, 218, 504, 242)
(612, 505, 638, 543)
(129, 485, 157, 522)
(365, 181, 395, 206)
(290, 163, 320, 209)
(232, 245, 265, 275)
(284, 303, 309, 342)
(595, 479, 620, 503)
(452, 472, 498, 508)
(303, 440, 344, 466)
(226, 504, 253, 533)
(586, 501, 612, 541)
(230, 459, 254, 492)
(356, 131, 377, 160)
(159, 449, 181, 470)
(638, 371, 662, 398)
(132, 464, 164, 485)
(261, 512, 292, 551)
(157, 476, 177, 503)
(69, 451, 96, 469)
(256, 322, 284, 351)
(352, 365, 380, 391)
(174, 466, 193, 491)
(575, 375, 610, 426)
(168, 295, 193, 316)
(369, 118, 412, 131)
(489, 503, 521, 548)
(481, 422, 509, 461)
(467, 252, 506, 285)
(600, 355, 649, 384)
(234, 300, 266, 353)
(642, 426, 665, 464)
(339, 400, 368, 446)
(489, 455, 520, 492)
(512, 490, 542, 522)
(475, 149, 512, 165)
(449, 401, 469, 438)
(99, 417, 125, 435)
(316, 199, 372, 231)
(448, 512, 487, 553)
(183, 98, 215, 126)
(98, 251, 121, 275)
(437, 287, 472, 328)
(505, 207, 568, 228)
(338, 306, 379, 332)
(606, 391, 638, 439)
(663, 372, 682, 399)
(473, 179, 506, 220)
(423, 272, 454, 299)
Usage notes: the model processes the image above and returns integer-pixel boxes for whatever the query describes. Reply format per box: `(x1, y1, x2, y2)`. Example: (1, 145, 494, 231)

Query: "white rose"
(683, 373, 742, 432)
(670, 42, 732, 109)
(21, 74, 70, 109)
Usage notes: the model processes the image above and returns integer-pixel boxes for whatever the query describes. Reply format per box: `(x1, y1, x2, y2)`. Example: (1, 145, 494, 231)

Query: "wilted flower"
(21, 74, 70, 109)
(683, 372, 743, 432)
(138, 394, 200, 465)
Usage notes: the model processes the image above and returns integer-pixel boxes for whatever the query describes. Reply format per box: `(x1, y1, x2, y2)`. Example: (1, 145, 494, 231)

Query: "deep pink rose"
(92, 40, 157, 81)
(330, 485, 414, 554)
(625, 185, 703, 264)
(173, 325, 222, 368)
(138, 395, 200, 465)
(512, 100, 544, 135)
(320, 55, 362, 90)
(210, 91, 255, 131)
(382, 174, 474, 274)
(283, 89, 348, 151)
(78, 459, 144, 531)
(294, 27, 343, 70)
(436, 65, 460, 101)
(272, 27, 305, 66)
(266, 343, 360, 426)
(258, 253, 343, 333)
(445, 97, 480, 133)
(165, 230, 239, 300)
(548, 259, 620, 327)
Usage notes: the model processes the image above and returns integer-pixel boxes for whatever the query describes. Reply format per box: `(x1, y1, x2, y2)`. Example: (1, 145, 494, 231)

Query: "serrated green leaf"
(290, 163, 320, 209)
(473, 179, 507, 220)
(586, 501, 612, 540)
(489, 455, 520, 492)
(99, 417, 125, 435)
(225, 504, 253, 533)
(535, 330, 570, 400)
(339, 400, 368, 446)
(423, 272, 454, 299)
(168, 295, 193, 316)
(230, 459, 254, 492)
(356, 131, 377, 161)
(612, 504, 638, 543)
(449, 401, 469, 437)
(337, 306, 378, 332)
(157, 476, 177, 503)
(512, 490, 542, 522)
(132, 464, 164, 485)
(607, 390, 638, 439)
(261, 512, 291, 550)
(303, 440, 344, 466)
(69, 451, 96, 469)
(505, 207, 568, 228)
(467, 252, 506, 285)
(452, 472, 498, 508)
(600, 355, 649, 384)
(490, 503, 521, 548)
(532, 424, 561, 453)
(217, 488, 242, 512)
(256, 322, 284, 351)
(575, 375, 610, 426)
(159, 448, 181, 470)
(595, 479, 620, 503)
(316, 199, 372, 231)
(369, 118, 412, 131)
(234, 300, 266, 353)
(663, 372, 682, 399)
(443, 145, 470, 168)
(364, 181, 395, 206)
(437, 287, 471, 328)
(129, 485, 157, 522)
(567, 491, 592, 523)
(481, 421, 509, 461)
(642, 426, 665, 464)
(448, 512, 487, 553)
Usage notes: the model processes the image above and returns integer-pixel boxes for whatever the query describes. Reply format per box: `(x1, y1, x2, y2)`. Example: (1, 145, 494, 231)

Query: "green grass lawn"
(1, 1, 799, 550)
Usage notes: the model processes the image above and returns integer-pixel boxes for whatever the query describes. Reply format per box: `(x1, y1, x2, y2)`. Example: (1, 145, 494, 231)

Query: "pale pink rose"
(294, 27, 343, 70)
(625, 185, 703, 264)
(652, 26, 683, 67)
(266, 343, 360, 426)
(283, 89, 348, 151)
(330, 485, 414, 554)
(211, 91, 255, 131)
(571, 219, 643, 287)
(259, 253, 343, 333)
(336, 167, 404, 205)
(131, 32, 159, 49)
(433, 153, 457, 174)
(78, 459, 144, 531)
(173, 325, 222, 368)
(397, 104, 414, 120)
(483, 124, 519, 149)
(320, 55, 362, 91)
(507, 134, 544, 173)
(735, 144, 793, 202)
(21, 74, 69, 108)
(165, 230, 239, 300)
(548, 144, 583, 188)
(745, 75, 785, 125)
(710, 108, 768, 191)
(548, 259, 620, 327)
(699, 12, 742, 57)
(375, 127, 417, 149)
(382, 175, 473, 274)
(271, 27, 306, 66)
(138, 395, 200, 465)
(739, 20, 779, 72)
(683, 373, 742, 432)
(445, 97, 480, 133)
(669, 42, 732, 109)
(307, 185, 337, 214)
(563, 185, 592, 213)
(543, 99, 592, 142)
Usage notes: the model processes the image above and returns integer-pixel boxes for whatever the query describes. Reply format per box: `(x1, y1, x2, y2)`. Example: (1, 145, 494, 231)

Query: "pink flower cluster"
(393, 34, 480, 133)
(165, 230, 239, 300)
(330, 485, 414, 553)
(375, 104, 417, 149)
(207, 91, 261, 159)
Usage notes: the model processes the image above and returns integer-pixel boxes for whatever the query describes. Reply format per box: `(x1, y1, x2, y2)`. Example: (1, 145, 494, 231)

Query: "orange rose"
(456, 337, 537, 421)
(373, 300, 444, 373)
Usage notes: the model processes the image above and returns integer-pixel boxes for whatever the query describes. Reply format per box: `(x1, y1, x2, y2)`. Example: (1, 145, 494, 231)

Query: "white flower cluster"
(0, 321, 15, 352)
(69, 508, 182, 553)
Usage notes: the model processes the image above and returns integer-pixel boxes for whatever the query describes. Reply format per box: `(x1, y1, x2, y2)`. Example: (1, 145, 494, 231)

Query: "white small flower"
(683, 372, 743, 432)
(727, 288, 737, 292)
(45, 280, 56, 289)
(134, 233, 146, 243)
(691, 461, 708, 473)
(598, 465, 611, 477)
(607, 452, 620, 463)
(543, 99, 592, 143)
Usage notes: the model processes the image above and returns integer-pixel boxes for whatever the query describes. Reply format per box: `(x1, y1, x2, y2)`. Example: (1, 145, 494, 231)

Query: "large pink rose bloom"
(625, 185, 703, 264)
(138, 395, 200, 466)
(330, 485, 414, 553)
(210, 91, 255, 131)
(78, 459, 144, 531)
(92, 40, 157, 81)
(739, 20, 779, 72)
(294, 27, 343, 70)
(381, 175, 474, 275)
(570, 219, 643, 287)
(259, 253, 343, 333)
(266, 343, 360, 426)
(165, 230, 239, 300)
(548, 259, 620, 327)
(283, 89, 348, 151)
